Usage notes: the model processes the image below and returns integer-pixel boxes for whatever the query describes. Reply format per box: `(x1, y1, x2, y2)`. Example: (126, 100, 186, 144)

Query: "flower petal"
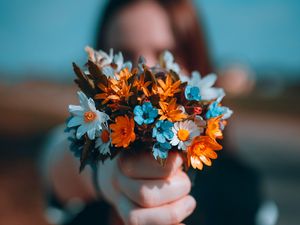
(164, 129, 174, 140)
(68, 105, 84, 116)
(87, 127, 96, 140)
(133, 105, 143, 116)
(201, 87, 224, 101)
(77, 91, 90, 109)
(102, 66, 115, 78)
(199, 73, 217, 88)
(134, 115, 144, 125)
(156, 134, 166, 143)
(170, 136, 180, 146)
(67, 116, 83, 128)
(76, 124, 89, 139)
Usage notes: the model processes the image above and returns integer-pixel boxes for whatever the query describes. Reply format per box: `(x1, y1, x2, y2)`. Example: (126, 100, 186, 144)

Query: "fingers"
(116, 168, 191, 207)
(99, 154, 195, 225)
(118, 151, 183, 179)
(117, 194, 196, 225)
(98, 156, 121, 205)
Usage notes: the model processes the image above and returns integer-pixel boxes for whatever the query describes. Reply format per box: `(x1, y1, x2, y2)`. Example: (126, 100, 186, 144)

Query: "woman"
(47, 1, 261, 225)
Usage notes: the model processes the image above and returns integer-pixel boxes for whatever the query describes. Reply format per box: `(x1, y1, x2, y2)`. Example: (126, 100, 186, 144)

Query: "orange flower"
(116, 68, 133, 80)
(158, 98, 187, 122)
(95, 78, 133, 104)
(95, 80, 114, 104)
(206, 115, 223, 139)
(110, 115, 136, 148)
(112, 80, 133, 100)
(133, 73, 152, 96)
(153, 74, 181, 101)
(187, 136, 222, 170)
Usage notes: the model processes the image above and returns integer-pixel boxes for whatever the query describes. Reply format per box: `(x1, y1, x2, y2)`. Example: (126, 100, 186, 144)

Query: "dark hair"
(95, 0, 213, 75)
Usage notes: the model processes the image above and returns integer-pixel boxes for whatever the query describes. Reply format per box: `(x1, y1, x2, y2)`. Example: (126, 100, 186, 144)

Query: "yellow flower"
(206, 115, 223, 139)
(158, 98, 187, 122)
(110, 115, 136, 148)
(187, 136, 222, 170)
(153, 74, 181, 101)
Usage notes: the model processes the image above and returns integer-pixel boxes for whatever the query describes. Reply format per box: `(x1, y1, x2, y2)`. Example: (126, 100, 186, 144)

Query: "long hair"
(95, 0, 213, 75)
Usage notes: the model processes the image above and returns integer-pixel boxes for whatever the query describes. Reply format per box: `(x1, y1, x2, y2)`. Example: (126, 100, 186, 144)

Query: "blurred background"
(0, 0, 299, 225)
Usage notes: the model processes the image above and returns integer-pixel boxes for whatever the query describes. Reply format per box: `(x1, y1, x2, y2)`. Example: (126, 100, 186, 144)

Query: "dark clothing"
(185, 150, 261, 225)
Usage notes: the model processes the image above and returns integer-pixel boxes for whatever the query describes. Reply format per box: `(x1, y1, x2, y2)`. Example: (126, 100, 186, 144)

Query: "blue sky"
(0, 0, 299, 81)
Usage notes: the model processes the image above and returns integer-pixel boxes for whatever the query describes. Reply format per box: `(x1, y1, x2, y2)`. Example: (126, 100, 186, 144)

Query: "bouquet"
(66, 47, 232, 172)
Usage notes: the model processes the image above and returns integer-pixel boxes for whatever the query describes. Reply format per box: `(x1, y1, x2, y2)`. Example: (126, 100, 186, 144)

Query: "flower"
(184, 85, 201, 101)
(187, 136, 222, 170)
(152, 141, 172, 159)
(170, 120, 201, 150)
(95, 125, 112, 155)
(113, 52, 132, 73)
(152, 120, 174, 143)
(85, 46, 113, 68)
(154, 74, 181, 101)
(95, 79, 113, 104)
(95, 76, 134, 104)
(116, 68, 133, 81)
(110, 115, 136, 148)
(206, 115, 223, 139)
(85, 47, 132, 78)
(134, 102, 158, 125)
(158, 98, 187, 122)
(133, 73, 152, 97)
(159, 51, 181, 74)
(206, 96, 233, 119)
(67, 91, 109, 140)
(181, 71, 224, 101)
(103, 52, 132, 78)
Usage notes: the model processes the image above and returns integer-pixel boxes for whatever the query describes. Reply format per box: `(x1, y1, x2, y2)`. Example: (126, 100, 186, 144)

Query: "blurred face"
(105, 1, 176, 66)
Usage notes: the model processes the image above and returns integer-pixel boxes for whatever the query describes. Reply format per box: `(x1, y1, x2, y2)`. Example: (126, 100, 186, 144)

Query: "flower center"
(101, 129, 110, 143)
(177, 129, 190, 141)
(143, 112, 149, 119)
(121, 128, 128, 136)
(193, 143, 205, 154)
(84, 111, 97, 122)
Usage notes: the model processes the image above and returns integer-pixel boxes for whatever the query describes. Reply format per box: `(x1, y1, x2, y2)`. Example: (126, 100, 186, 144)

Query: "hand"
(98, 151, 196, 225)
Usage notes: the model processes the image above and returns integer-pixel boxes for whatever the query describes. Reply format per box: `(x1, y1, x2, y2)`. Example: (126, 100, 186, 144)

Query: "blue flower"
(134, 102, 158, 125)
(206, 100, 233, 119)
(152, 141, 172, 159)
(185, 85, 201, 101)
(152, 120, 174, 143)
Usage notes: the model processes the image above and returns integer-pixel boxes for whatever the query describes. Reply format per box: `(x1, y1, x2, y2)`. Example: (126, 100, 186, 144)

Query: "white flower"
(170, 120, 201, 150)
(160, 51, 181, 74)
(85, 47, 132, 78)
(181, 71, 225, 101)
(113, 51, 132, 72)
(95, 124, 111, 155)
(85, 46, 113, 68)
(67, 91, 110, 140)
